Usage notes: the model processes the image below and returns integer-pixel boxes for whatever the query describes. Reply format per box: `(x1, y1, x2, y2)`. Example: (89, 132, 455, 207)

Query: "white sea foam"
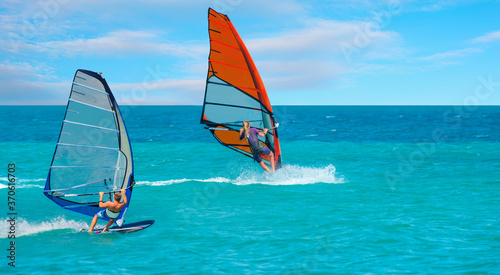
(0, 178, 45, 189)
(0, 177, 45, 183)
(0, 216, 88, 238)
(233, 164, 344, 186)
(137, 166, 343, 187)
(136, 177, 231, 186)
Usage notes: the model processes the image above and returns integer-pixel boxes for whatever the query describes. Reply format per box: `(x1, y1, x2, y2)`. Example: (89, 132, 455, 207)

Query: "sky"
(1, 0, 499, 105)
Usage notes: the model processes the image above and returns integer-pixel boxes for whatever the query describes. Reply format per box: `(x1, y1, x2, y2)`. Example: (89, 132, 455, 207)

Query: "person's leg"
(102, 219, 115, 232)
(261, 147, 275, 172)
(87, 215, 99, 232)
(259, 161, 271, 173)
(269, 151, 275, 172)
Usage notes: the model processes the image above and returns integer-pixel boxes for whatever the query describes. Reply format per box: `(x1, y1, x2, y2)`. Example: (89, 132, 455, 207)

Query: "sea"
(1, 105, 499, 274)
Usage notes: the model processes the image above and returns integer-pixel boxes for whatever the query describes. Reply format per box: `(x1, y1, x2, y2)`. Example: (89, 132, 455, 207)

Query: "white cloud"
(15, 30, 204, 58)
(0, 61, 50, 81)
(111, 78, 205, 105)
(470, 30, 500, 43)
(0, 61, 206, 105)
(242, 18, 406, 91)
(247, 19, 401, 57)
(420, 47, 483, 61)
(0, 61, 67, 104)
(257, 60, 345, 91)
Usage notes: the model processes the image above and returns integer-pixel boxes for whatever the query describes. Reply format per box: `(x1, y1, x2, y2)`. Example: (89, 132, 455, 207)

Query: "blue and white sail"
(44, 69, 133, 227)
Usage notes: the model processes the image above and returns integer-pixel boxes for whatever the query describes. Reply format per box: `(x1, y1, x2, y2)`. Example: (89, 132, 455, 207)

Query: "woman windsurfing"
(239, 121, 275, 173)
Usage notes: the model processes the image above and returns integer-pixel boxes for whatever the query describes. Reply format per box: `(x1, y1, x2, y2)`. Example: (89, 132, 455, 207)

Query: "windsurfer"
(239, 121, 275, 173)
(87, 188, 127, 232)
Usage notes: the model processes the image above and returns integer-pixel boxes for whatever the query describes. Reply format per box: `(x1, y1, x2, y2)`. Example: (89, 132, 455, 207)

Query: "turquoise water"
(1, 106, 499, 274)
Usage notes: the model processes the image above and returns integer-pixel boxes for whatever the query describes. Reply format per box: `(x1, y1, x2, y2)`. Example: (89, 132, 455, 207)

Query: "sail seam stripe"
(47, 180, 113, 193)
(208, 18, 231, 30)
(51, 165, 125, 169)
(207, 75, 264, 104)
(63, 120, 118, 132)
(209, 59, 248, 71)
(57, 143, 119, 151)
(205, 101, 262, 111)
(69, 99, 114, 113)
(73, 82, 108, 95)
(207, 81, 232, 86)
(210, 38, 240, 51)
(210, 28, 239, 43)
(233, 84, 262, 93)
(212, 49, 246, 62)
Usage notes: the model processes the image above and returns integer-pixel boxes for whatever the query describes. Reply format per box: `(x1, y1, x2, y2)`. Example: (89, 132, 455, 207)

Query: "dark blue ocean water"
(1, 105, 499, 274)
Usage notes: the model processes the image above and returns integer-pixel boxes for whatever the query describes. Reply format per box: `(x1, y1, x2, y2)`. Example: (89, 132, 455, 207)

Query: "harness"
(246, 130, 265, 161)
(105, 208, 120, 219)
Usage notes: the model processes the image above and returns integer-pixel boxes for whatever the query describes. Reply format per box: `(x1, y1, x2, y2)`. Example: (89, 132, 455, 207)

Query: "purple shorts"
(254, 147, 271, 163)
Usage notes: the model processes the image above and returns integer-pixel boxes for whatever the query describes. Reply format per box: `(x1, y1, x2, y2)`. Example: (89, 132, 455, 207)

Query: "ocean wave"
(3, 166, 343, 190)
(0, 216, 87, 238)
(233, 164, 344, 186)
(0, 177, 45, 183)
(136, 177, 231, 186)
(137, 165, 343, 187)
(0, 178, 45, 189)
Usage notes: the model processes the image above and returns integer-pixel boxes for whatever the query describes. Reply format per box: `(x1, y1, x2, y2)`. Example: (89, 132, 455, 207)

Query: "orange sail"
(200, 8, 282, 169)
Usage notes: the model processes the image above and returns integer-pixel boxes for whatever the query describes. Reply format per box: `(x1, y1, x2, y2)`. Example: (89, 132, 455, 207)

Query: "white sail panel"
(44, 69, 134, 220)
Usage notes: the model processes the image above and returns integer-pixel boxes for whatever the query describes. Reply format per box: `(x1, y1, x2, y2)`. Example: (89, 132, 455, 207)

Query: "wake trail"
(0, 217, 87, 238)
(136, 164, 344, 187)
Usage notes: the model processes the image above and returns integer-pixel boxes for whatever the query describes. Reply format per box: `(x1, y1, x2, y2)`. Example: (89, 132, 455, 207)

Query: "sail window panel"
(204, 104, 264, 128)
(59, 193, 98, 205)
(74, 71, 107, 95)
(206, 76, 261, 108)
(52, 145, 120, 168)
(114, 151, 128, 188)
(70, 84, 113, 111)
(117, 151, 127, 170)
(50, 166, 121, 194)
(207, 76, 227, 85)
(113, 168, 126, 189)
(58, 122, 119, 149)
(66, 101, 117, 130)
(262, 113, 275, 147)
(209, 68, 259, 100)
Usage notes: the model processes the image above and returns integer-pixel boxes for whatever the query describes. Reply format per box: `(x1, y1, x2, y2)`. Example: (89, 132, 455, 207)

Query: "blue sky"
(1, 0, 499, 105)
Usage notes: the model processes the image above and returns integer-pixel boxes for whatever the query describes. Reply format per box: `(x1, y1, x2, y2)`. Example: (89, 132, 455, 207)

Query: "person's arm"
(239, 128, 245, 140)
(120, 188, 127, 205)
(98, 192, 109, 207)
(258, 128, 268, 137)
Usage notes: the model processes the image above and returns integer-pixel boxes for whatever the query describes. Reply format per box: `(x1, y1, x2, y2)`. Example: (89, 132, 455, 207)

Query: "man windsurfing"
(239, 120, 275, 173)
(87, 188, 127, 232)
